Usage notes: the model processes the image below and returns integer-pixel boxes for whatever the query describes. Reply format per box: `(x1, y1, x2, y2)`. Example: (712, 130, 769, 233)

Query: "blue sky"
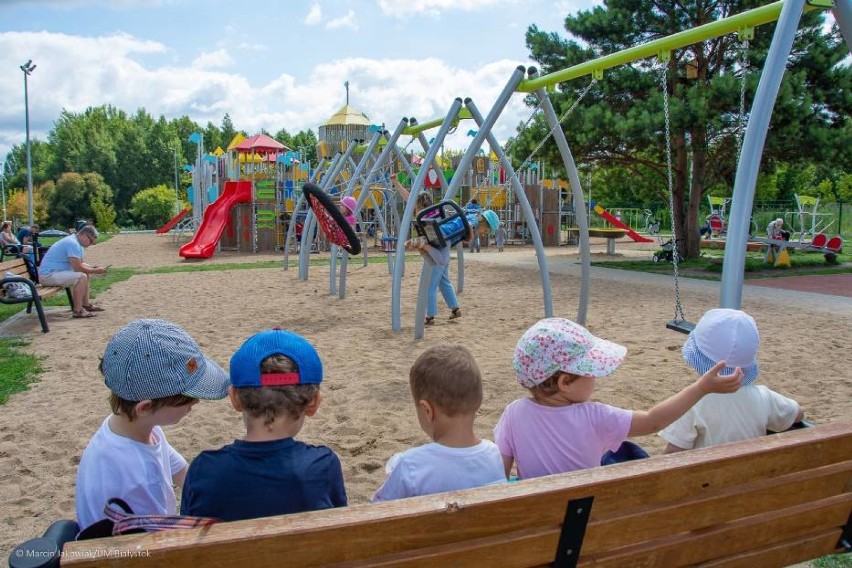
(0, 0, 602, 162)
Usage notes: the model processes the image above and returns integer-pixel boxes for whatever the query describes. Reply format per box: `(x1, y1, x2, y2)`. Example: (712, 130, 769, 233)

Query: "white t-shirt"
(659, 385, 800, 450)
(371, 440, 506, 502)
(75, 416, 187, 528)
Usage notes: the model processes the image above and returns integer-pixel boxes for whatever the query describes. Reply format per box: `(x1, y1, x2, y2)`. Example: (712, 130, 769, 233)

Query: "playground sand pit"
(1, 233, 849, 557)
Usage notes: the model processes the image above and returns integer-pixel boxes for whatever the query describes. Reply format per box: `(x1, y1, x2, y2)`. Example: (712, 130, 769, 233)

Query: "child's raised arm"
(628, 361, 742, 437)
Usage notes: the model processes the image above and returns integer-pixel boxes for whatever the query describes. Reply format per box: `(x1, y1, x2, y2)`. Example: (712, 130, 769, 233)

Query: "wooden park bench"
(0, 257, 73, 333)
(50, 421, 850, 567)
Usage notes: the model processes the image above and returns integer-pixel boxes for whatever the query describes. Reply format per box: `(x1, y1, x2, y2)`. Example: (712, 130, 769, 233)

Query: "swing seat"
(414, 201, 472, 249)
(666, 319, 695, 334)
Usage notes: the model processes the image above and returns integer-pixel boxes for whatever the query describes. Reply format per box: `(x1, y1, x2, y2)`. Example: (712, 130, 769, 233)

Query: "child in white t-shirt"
(660, 309, 803, 452)
(372, 344, 506, 501)
(75, 319, 229, 529)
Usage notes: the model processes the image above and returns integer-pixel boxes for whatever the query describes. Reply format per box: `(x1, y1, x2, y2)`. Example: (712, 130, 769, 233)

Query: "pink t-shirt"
(493, 398, 632, 479)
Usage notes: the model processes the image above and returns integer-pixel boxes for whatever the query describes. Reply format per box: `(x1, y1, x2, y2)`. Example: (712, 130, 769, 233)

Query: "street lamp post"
(20, 60, 36, 226)
(1, 160, 7, 221)
(173, 144, 181, 214)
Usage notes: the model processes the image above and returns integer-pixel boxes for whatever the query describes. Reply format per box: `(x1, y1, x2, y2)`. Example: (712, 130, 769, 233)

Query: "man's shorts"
(39, 271, 83, 287)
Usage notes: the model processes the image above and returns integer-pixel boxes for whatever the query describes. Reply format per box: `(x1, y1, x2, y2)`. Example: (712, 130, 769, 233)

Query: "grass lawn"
(592, 248, 851, 280)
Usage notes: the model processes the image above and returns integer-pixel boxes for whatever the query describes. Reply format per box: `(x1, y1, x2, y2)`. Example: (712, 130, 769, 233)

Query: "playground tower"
(317, 104, 371, 158)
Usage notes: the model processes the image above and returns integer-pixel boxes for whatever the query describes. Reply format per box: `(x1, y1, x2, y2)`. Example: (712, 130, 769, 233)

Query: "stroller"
(652, 238, 682, 263)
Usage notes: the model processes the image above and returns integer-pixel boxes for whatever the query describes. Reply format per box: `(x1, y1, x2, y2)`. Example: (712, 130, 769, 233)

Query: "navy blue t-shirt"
(180, 437, 347, 521)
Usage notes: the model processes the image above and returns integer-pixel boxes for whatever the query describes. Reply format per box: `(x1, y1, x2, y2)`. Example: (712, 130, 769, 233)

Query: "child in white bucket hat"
(493, 317, 743, 480)
(660, 309, 803, 453)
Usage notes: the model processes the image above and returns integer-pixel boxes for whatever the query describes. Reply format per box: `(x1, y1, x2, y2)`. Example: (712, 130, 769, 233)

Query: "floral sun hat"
(513, 317, 627, 388)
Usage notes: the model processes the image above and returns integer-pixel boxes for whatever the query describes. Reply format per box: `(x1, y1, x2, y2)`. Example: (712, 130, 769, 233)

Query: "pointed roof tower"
(318, 81, 372, 157)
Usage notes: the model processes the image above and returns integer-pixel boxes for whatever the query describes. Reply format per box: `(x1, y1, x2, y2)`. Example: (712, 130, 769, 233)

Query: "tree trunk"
(672, 132, 689, 260)
(688, 126, 708, 259)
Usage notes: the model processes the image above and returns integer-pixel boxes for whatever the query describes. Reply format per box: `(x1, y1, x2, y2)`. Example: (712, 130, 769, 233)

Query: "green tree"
(220, 114, 238, 148)
(91, 199, 117, 233)
(520, 1, 849, 258)
(45, 172, 113, 229)
(2, 139, 55, 192)
(130, 184, 180, 229)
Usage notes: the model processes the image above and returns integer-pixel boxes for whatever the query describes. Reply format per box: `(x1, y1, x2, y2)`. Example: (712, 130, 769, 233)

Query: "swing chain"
(736, 39, 749, 156)
(661, 65, 687, 324)
(506, 78, 597, 187)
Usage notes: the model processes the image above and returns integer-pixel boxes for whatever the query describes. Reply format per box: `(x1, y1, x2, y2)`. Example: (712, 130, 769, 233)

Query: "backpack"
(3, 272, 32, 299)
(77, 498, 219, 539)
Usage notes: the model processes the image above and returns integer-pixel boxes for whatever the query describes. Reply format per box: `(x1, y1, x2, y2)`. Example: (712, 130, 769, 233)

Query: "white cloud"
(192, 49, 234, 70)
(305, 3, 322, 25)
(0, 30, 540, 161)
(234, 42, 267, 52)
(376, 0, 514, 19)
(326, 10, 358, 30)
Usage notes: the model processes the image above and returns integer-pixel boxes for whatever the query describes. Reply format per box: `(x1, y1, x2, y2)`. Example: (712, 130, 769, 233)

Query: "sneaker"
(425, 316, 435, 326)
(449, 308, 462, 320)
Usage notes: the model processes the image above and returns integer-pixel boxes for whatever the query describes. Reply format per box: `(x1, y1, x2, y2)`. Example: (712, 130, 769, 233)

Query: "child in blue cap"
(181, 329, 347, 521)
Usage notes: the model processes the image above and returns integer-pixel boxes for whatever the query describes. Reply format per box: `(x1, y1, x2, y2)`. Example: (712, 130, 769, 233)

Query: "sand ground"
(0, 233, 849, 558)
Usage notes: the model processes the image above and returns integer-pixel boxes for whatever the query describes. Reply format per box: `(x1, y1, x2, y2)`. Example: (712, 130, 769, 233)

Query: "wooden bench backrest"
(0, 258, 31, 279)
(0, 258, 32, 301)
(62, 422, 852, 568)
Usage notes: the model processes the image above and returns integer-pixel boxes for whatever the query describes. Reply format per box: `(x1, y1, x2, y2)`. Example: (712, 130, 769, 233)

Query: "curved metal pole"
(532, 69, 591, 324)
(465, 97, 555, 319)
(299, 141, 356, 280)
(392, 98, 463, 333)
(284, 157, 327, 271)
(720, 0, 806, 308)
(334, 130, 384, 298)
(416, 131, 463, 290)
(354, 122, 408, 242)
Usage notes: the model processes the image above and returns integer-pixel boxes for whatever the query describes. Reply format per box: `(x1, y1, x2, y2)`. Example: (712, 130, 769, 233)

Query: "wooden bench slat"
(583, 495, 851, 567)
(698, 530, 843, 568)
(59, 423, 852, 568)
(583, 461, 850, 552)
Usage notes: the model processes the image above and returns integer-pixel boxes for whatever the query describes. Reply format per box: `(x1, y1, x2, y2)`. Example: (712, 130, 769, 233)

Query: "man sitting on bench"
(38, 225, 109, 319)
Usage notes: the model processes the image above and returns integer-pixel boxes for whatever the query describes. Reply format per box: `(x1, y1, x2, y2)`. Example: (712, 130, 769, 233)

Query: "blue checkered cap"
(230, 329, 323, 388)
(102, 319, 229, 401)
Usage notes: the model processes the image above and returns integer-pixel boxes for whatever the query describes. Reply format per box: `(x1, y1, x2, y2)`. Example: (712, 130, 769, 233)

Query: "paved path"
(746, 273, 851, 298)
(465, 249, 852, 317)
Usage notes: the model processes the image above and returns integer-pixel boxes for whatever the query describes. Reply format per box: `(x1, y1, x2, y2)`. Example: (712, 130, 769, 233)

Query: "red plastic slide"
(155, 206, 191, 234)
(179, 181, 252, 258)
(592, 205, 654, 243)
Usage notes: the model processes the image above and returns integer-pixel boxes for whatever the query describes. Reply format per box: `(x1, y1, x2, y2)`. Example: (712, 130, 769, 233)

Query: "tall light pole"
(1, 160, 7, 221)
(20, 60, 36, 225)
(173, 143, 181, 214)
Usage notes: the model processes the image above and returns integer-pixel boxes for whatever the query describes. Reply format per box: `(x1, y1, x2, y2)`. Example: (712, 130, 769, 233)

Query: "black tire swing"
(302, 183, 362, 256)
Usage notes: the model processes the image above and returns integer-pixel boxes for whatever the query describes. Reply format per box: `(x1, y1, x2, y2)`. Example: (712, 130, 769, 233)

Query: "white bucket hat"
(682, 308, 759, 386)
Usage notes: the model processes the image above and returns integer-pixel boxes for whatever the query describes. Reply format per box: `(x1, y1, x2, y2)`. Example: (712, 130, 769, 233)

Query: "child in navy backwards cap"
(180, 329, 347, 522)
(76, 319, 230, 529)
(660, 309, 803, 453)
